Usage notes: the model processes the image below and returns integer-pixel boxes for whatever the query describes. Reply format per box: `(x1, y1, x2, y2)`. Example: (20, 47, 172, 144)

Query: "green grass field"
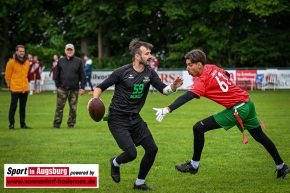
(1, 89, 290, 193)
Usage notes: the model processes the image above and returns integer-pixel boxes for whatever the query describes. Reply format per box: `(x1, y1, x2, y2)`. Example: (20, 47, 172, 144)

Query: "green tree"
(1, 0, 289, 72)
(0, 0, 68, 71)
(164, 0, 290, 68)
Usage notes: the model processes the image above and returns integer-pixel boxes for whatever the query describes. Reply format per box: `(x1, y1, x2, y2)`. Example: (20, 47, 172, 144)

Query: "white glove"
(153, 107, 169, 122)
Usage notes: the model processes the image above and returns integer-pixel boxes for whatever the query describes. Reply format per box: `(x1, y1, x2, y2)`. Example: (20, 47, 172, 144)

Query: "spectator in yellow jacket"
(5, 45, 31, 130)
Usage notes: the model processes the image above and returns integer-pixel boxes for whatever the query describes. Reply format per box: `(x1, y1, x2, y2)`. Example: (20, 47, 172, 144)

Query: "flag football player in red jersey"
(153, 49, 289, 178)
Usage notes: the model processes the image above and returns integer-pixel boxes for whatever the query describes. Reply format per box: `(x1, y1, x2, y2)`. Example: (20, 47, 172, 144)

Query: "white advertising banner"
(40, 69, 290, 91)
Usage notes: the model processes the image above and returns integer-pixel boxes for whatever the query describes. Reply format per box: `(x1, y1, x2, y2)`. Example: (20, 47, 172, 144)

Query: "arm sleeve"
(79, 61, 86, 89)
(168, 91, 198, 112)
(97, 69, 120, 92)
(54, 61, 61, 88)
(150, 69, 167, 93)
(4, 61, 12, 87)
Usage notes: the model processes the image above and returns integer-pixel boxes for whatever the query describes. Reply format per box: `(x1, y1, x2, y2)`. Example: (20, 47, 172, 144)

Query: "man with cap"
(53, 43, 86, 128)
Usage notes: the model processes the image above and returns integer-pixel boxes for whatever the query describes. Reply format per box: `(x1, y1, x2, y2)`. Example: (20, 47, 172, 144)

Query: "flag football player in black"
(88, 38, 183, 190)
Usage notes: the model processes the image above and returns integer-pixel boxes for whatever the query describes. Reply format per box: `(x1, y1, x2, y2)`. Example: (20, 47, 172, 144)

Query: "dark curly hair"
(184, 49, 206, 65)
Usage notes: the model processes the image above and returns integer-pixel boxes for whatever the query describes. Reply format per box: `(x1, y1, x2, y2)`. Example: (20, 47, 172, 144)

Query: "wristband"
(163, 84, 175, 95)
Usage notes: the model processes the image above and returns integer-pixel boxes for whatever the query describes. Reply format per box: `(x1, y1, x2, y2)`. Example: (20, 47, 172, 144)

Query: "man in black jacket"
(53, 44, 86, 128)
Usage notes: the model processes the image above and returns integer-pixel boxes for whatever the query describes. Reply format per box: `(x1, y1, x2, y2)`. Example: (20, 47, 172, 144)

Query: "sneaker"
(133, 183, 153, 190)
(110, 157, 120, 183)
(21, 125, 31, 129)
(174, 161, 199, 174)
(88, 91, 94, 94)
(9, 125, 15, 130)
(277, 164, 290, 178)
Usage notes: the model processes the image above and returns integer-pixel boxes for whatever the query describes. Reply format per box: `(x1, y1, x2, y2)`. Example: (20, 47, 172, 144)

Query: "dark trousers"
(86, 74, 94, 91)
(9, 91, 29, 126)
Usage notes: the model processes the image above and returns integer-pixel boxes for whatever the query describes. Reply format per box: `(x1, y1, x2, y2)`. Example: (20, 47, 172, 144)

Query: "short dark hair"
(184, 49, 206, 65)
(129, 38, 153, 57)
(15, 45, 25, 51)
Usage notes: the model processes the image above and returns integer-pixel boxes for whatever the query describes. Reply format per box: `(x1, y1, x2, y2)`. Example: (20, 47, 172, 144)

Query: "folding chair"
(268, 73, 278, 90)
(255, 74, 266, 90)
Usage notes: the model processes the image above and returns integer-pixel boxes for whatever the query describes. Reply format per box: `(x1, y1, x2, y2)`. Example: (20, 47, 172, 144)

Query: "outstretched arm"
(153, 91, 198, 122)
(162, 76, 184, 95)
(168, 91, 198, 112)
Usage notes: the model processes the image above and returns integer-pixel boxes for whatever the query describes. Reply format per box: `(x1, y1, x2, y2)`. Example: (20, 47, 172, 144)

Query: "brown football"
(88, 98, 105, 122)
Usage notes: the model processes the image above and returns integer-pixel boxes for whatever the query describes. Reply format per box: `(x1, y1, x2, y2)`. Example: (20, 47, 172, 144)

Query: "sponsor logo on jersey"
(143, 76, 150, 83)
(129, 74, 134, 79)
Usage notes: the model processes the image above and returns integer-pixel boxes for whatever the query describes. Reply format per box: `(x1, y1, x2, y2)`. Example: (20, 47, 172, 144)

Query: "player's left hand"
(153, 107, 169, 122)
(172, 76, 184, 91)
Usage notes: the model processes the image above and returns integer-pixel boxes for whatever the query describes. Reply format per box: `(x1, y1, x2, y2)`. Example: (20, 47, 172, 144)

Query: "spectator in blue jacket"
(84, 54, 94, 94)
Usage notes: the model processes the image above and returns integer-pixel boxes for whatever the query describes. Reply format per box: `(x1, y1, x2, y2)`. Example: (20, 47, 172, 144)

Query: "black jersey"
(97, 64, 167, 114)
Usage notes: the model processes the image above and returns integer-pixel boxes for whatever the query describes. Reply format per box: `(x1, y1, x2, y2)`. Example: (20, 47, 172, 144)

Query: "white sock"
(276, 163, 284, 170)
(191, 160, 199, 169)
(113, 158, 120, 167)
(135, 178, 145, 186)
(36, 80, 40, 91)
(30, 82, 34, 93)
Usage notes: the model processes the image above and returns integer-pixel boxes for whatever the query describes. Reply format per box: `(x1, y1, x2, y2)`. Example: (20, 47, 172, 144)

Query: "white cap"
(65, 44, 74, 50)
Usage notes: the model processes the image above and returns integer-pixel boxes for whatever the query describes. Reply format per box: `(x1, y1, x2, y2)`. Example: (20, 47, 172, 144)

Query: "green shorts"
(213, 99, 260, 132)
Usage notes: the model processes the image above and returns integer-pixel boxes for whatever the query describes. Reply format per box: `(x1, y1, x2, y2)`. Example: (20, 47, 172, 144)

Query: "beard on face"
(139, 57, 150, 66)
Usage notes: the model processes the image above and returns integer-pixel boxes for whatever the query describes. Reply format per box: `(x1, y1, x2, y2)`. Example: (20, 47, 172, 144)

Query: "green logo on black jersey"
(143, 76, 150, 83)
(130, 83, 144, 99)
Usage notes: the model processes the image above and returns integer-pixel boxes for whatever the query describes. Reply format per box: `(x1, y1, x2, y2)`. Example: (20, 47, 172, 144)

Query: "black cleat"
(277, 164, 290, 178)
(52, 125, 60, 129)
(175, 161, 199, 174)
(21, 125, 31, 129)
(68, 125, 74, 128)
(133, 183, 153, 190)
(110, 157, 120, 183)
(9, 125, 15, 130)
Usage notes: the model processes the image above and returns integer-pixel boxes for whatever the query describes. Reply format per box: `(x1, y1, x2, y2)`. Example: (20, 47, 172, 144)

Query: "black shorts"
(107, 111, 152, 150)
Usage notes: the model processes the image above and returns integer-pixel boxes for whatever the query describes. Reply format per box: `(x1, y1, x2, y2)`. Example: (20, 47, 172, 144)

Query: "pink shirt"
(189, 65, 249, 108)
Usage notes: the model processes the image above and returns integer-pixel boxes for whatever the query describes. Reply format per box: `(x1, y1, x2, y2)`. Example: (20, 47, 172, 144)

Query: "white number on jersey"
(215, 72, 231, 92)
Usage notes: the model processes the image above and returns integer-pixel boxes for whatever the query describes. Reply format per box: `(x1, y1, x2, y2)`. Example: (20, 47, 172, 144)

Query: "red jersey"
(189, 65, 249, 108)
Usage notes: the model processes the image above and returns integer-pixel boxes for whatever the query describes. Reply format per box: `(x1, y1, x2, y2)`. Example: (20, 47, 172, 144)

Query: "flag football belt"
(233, 103, 248, 144)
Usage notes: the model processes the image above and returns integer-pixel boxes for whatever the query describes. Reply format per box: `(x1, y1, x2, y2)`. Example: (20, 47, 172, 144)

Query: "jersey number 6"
(215, 72, 231, 92)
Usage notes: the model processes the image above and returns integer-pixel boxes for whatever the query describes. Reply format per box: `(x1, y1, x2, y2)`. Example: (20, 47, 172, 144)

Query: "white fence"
(38, 69, 290, 91)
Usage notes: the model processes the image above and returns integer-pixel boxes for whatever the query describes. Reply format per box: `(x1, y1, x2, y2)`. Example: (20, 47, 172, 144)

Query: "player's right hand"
(153, 107, 169, 122)
(87, 98, 94, 110)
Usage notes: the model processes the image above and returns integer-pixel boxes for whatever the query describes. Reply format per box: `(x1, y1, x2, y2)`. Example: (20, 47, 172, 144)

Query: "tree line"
(0, 0, 289, 72)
